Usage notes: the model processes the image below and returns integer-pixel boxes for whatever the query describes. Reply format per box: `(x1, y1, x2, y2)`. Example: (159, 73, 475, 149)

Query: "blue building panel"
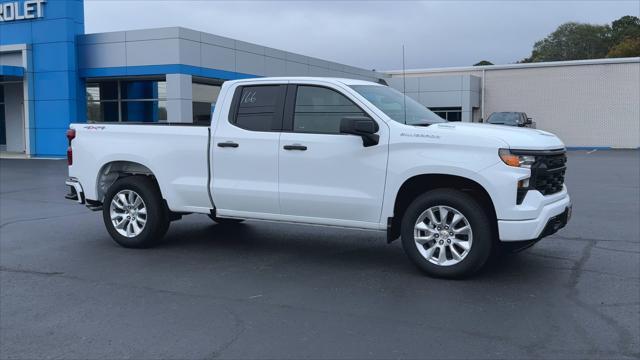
(34, 128, 68, 157)
(31, 17, 79, 44)
(32, 42, 77, 72)
(0, 65, 25, 77)
(34, 100, 78, 128)
(0, 22, 33, 45)
(38, 0, 84, 21)
(33, 71, 76, 101)
(75, 21, 84, 36)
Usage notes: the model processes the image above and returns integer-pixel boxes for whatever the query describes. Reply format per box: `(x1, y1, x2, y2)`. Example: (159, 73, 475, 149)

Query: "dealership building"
(1, 0, 639, 157)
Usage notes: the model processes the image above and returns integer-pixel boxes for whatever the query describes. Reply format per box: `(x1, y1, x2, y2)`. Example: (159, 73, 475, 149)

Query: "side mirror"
(340, 116, 380, 147)
(525, 117, 533, 125)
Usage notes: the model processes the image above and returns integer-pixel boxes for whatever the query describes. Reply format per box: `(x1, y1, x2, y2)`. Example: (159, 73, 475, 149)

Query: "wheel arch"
(388, 174, 498, 243)
(95, 161, 162, 203)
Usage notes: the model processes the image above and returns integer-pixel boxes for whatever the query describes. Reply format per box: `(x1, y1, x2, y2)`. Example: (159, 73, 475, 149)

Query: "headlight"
(499, 149, 536, 168)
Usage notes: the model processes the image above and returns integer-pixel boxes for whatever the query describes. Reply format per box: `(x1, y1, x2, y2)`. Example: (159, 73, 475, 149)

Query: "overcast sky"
(84, 0, 639, 71)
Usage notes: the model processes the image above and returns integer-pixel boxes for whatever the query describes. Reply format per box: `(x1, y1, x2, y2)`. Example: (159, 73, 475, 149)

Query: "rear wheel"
(401, 189, 493, 279)
(102, 176, 169, 248)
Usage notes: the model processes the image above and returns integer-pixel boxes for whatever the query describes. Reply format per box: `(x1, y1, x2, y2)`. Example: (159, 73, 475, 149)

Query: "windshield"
(487, 112, 520, 125)
(349, 85, 446, 125)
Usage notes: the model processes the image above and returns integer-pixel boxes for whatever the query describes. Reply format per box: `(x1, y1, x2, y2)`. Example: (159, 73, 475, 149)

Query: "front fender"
(381, 139, 506, 222)
(382, 165, 500, 218)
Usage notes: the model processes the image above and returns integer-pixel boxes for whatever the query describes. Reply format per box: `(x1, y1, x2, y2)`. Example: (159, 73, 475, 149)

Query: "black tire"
(400, 189, 493, 279)
(207, 214, 245, 224)
(102, 176, 169, 248)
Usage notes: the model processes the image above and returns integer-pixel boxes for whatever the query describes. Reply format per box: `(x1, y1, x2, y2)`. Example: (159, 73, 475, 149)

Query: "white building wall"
(482, 62, 639, 148)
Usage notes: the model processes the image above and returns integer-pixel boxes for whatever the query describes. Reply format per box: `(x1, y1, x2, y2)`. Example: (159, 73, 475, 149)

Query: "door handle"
(283, 144, 307, 151)
(217, 142, 239, 148)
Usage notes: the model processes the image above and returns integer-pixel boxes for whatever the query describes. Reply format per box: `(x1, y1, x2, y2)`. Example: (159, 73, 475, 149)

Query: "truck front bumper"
(498, 193, 571, 242)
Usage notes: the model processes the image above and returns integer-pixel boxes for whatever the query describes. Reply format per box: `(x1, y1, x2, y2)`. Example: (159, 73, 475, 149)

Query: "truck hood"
(431, 122, 565, 150)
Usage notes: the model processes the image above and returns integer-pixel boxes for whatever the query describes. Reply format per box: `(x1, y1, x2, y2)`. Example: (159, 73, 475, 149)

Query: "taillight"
(67, 147, 73, 166)
(66, 129, 76, 166)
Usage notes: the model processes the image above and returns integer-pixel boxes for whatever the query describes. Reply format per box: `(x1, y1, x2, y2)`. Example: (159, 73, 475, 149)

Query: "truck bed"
(68, 123, 212, 214)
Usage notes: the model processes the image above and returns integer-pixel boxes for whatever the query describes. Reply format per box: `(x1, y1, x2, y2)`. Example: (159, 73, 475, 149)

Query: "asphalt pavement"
(1, 150, 638, 359)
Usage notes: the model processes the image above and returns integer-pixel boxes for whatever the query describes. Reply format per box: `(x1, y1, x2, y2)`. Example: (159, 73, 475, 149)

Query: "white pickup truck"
(66, 77, 571, 278)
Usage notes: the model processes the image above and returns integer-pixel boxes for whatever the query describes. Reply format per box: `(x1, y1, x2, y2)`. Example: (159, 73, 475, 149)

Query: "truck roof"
(224, 77, 383, 87)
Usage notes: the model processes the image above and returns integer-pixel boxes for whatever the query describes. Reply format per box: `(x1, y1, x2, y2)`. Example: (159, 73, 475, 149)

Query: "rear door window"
(232, 85, 285, 131)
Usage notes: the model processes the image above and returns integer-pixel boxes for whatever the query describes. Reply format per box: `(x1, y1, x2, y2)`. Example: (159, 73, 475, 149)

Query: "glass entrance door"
(0, 82, 25, 153)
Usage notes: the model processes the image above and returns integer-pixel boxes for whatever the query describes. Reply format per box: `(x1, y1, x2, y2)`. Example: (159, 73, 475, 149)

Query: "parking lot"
(0, 150, 638, 359)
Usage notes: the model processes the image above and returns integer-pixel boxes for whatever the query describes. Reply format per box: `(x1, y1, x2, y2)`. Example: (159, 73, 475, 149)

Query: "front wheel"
(400, 189, 493, 279)
(102, 176, 169, 248)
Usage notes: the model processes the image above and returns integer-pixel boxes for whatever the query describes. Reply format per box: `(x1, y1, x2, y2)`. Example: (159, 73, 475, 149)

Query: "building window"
(429, 107, 462, 122)
(86, 79, 167, 122)
(192, 82, 221, 124)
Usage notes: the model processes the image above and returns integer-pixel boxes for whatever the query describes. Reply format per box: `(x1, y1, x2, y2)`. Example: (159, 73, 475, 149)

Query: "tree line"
(474, 15, 639, 66)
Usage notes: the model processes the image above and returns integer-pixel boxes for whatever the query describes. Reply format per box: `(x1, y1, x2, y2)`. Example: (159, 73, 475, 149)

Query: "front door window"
(292, 85, 366, 134)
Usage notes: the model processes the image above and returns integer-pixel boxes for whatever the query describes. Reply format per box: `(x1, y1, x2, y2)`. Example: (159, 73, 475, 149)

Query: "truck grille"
(531, 152, 567, 195)
(513, 149, 567, 204)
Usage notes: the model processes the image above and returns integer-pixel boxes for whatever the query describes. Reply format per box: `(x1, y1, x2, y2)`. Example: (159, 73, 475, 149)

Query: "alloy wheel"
(109, 190, 147, 238)
(413, 205, 473, 266)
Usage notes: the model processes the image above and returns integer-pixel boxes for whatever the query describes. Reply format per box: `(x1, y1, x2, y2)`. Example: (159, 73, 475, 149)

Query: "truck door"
(278, 84, 389, 226)
(211, 83, 286, 216)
